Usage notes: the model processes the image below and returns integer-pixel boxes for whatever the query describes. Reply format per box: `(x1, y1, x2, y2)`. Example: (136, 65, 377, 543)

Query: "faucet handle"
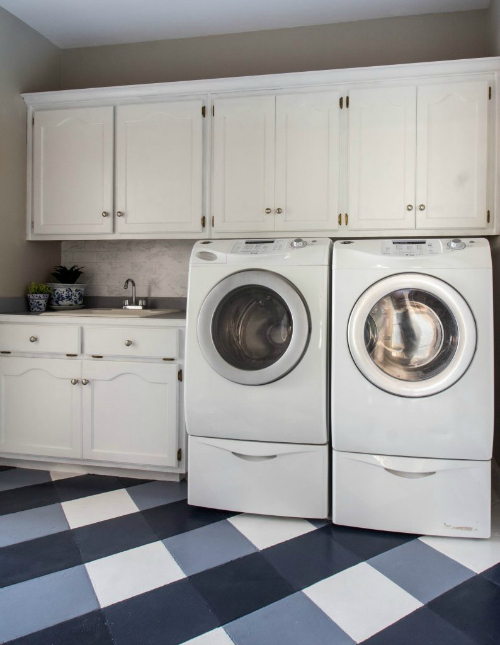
(123, 299, 130, 307)
(138, 299, 147, 308)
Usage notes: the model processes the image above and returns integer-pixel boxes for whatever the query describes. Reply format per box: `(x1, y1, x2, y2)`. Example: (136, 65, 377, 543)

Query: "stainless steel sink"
(41, 308, 182, 318)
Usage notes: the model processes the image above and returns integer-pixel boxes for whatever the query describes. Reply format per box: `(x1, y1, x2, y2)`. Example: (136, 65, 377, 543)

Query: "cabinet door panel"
(347, 87, 416, 230)
(416, 82, 488, 229)
(0, 358, 82, 458)
(33, 107, 114, 235)
(82, 361, 178, 467)
(116, 101, 203, 233)
(275, 92, 340, 231)
(212, 95, 275, 232)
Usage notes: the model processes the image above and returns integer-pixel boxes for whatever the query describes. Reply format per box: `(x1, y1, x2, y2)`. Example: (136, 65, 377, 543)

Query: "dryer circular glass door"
(348, 273, 476, 397)
(197, 270, 310, 385)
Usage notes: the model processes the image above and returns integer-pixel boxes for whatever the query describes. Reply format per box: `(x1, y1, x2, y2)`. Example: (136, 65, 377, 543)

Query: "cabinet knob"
(125, 340, 133, 346)
(117, 211, 125, 217)
(29, 336, 37, 343)
(419, 204, 426, 211)
(265, 208, 272, 214)
(82, 379, 89, 385)
(102, 211, 110, 217)
(406, 204, 414, 211)
(275, 208, 283, 214)
(71, 378, 78, 385)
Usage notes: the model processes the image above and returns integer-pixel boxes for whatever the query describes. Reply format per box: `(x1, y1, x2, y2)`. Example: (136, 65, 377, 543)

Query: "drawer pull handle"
(29, 336, 37, 343)
(71, 378, 79, 385)
(231, 452, 277, 462)
(117, 211, 125, 217)
(384, 468, 436, 479)
(418, 204, 426, 211)
(125, 340, 133, 346)
(102, 211, 110, 217)
(82, 379, 89, 385)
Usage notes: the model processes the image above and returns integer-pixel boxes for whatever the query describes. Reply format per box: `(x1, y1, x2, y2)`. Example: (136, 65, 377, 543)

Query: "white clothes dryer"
(185, 238, 331, 518)
(331, 238, 493, 538)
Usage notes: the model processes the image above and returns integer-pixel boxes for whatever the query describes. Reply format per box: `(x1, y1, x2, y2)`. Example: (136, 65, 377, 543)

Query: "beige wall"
(62, 10, 489, 89)
(0, 6, 61, 297)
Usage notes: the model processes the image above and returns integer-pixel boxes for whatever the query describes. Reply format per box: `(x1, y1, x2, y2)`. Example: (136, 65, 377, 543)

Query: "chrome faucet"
(123, 278, 146, 309)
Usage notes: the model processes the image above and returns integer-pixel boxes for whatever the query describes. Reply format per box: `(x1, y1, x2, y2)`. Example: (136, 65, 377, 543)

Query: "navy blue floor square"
(482, 562, 500, 589)
(0, 481, 59, 516)
(262, 525, 361, 591)
(0, 530, 82, 587)
(363, 606, 477, 645)
(189, 551, 295, 624)
(54, 474, 150, 503)
(428, 574, 500, 645)
(104, 578, 219, 645)
(8, 610, 113, 645)
(72, 511, 159, 563)
(142, 500, 231, 540)
(325, 523, 419, 560)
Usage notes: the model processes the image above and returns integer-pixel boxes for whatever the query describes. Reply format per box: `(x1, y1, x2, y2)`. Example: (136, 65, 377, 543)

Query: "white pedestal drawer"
(0, 324, 80, 355)
(83, 326, 179, 359)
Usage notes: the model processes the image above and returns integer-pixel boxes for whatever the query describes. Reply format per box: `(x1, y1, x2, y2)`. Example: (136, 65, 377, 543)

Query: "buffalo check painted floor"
(1, 467, 500, 644)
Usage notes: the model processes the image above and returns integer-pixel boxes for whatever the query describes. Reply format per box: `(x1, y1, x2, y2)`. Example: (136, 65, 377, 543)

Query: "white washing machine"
(185, 238, 331, 518)
(331, 238, 493, 538)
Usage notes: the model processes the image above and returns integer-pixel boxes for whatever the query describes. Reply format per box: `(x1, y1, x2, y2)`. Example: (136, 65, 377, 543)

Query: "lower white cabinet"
(82, 361, 179, 467)
(0, 358, 82, 459)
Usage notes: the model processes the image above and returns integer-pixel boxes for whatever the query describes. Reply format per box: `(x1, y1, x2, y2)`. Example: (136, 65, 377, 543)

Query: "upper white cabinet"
(212, 96, 276, 233)
(347, 87, 416, 231)
(275, 92, 341, 232)
(115, 100, 203, 234)
(212, 92, 341, 233)
(33, 107, 114, 235)
(416, 81, 489, 230)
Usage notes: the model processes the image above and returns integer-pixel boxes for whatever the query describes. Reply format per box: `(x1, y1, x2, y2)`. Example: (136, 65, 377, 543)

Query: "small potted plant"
(46, 265, 86, 308)
(27, 282, 52, 312)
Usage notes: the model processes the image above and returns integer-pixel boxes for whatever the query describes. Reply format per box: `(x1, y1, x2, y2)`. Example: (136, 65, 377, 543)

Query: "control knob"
(290, 238, 307, 249)
(448, 238, 466, 251)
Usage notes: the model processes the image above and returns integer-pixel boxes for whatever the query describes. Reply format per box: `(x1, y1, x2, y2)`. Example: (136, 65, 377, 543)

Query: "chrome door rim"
(197, 270, 310, 385)
(348, 273, 476, 397)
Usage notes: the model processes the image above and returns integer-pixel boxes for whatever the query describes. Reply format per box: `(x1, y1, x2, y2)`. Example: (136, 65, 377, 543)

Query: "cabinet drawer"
(0, 324, 81, 355)
(84, 327, 179, 359)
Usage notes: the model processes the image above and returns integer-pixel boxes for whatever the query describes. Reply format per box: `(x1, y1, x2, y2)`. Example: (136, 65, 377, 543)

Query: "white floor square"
(62, 489, 139, 529)
(182, 628, 234, 645)
(304, 562, 422, 643)
(86, 541, 185, 607)
(50, 471, 81, 482)
(420, 503, 500, 573)
(228, 514, 316, 550)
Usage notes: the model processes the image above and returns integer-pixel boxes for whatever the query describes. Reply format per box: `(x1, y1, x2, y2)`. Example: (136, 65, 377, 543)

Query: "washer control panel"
(382, 240, 440, 256)
(231, 239, 289, 254)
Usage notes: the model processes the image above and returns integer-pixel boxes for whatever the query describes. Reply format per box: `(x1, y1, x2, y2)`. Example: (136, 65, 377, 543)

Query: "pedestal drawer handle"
(231, 452, 277, 462)
(29, 336, 37, 343)
(384, 468, 436, 479)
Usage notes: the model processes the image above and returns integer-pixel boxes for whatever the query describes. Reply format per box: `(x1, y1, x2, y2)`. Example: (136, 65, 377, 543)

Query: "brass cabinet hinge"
(339, 96, 343, 109)
(212, 105, 215, 117)
(489, 86, 492, 100)
(345, 213, 349, 226)
(487, 210, 491, 223)
(66, 354, 78, 357)
(0, 351, 11, 354)
(177, 448, 182, 461)
(91, 355, 103, 359)
(178, 369, 183, 382)
(346, 96, 350, 108)
(31, 221, 34, 230)
(201, 215, 206, 228)
(32, 115, 35, 125)
(202, 106, 206, 117)
(211, 215, 215, 227)
(338, 213, 342, 226)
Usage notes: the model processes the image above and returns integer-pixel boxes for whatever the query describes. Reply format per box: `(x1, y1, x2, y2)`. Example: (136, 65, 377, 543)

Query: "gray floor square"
(164, 519, 257, 576)
(0, 565, 99, 642)
(369, 538, 475, 604)
(226, 591, 355, 645)
(0, 503, 69, 548)
(127, 480, 187, 511)
(0, 468, 52, 492)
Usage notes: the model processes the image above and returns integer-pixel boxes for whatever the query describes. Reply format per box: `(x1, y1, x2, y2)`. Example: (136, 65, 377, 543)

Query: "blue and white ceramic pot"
(27, 293, 50, 312)
(45, 284, 87, 307)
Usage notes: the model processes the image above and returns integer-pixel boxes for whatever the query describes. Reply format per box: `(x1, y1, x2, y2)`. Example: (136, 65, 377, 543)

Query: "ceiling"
(0, 0, 491, 49)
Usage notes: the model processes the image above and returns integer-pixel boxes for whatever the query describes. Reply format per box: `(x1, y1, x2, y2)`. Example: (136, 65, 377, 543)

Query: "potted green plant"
(27, 282, 52, 312)
(46, 265, 87, 308)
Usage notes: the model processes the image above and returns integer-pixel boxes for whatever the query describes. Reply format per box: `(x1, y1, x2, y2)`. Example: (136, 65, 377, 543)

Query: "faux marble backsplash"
(61, 240, 196, 298)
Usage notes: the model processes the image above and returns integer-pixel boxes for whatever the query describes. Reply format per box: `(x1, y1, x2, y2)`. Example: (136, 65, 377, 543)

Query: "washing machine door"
(348, 273, 476, 397)
(197, 270, 310, 385)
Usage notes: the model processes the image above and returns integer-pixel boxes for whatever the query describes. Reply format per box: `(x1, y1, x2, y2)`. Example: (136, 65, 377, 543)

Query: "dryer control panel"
(231, 239, 289, 254)
(382, 240, 441, 256)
